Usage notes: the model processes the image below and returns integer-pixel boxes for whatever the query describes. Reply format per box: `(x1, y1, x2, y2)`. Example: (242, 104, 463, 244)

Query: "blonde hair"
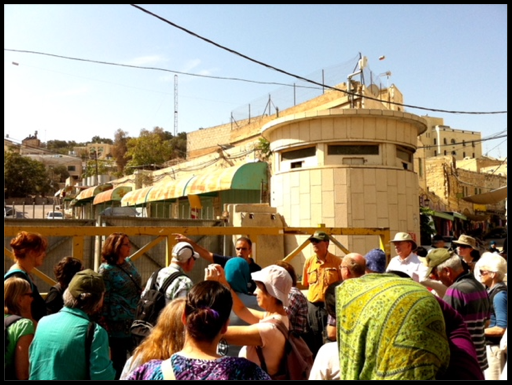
(131, 297, 186, 365)
(4, 277, 31, 315)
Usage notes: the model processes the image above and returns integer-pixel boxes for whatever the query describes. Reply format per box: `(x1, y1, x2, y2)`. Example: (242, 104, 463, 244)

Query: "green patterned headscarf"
(336, 273, 450, 380)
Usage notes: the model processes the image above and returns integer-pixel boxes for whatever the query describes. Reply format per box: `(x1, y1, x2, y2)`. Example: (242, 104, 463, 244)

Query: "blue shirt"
(29, 307, 115, 380)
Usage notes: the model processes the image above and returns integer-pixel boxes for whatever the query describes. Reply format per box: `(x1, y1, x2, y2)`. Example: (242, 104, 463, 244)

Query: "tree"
(112, 129, 129, 177)
(51, 165, 70, 183)
(4, 151, 52, 198)
(124, 127, 174, 173)
(91, 136, 113, 144)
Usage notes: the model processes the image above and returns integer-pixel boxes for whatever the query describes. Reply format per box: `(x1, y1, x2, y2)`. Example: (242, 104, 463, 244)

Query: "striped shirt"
(442, 272, 491, 371)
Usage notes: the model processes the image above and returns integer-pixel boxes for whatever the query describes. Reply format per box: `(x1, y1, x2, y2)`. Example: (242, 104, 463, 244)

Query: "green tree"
(91, 136, 113, 144)
(112, 129, 130, 177)
(51, 165, 70, 183)
(4, 151, 51, 198)
(124, 127, 174, 173)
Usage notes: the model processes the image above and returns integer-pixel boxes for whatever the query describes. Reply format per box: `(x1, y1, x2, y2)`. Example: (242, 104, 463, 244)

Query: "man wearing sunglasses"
(452, 234, 478, 272)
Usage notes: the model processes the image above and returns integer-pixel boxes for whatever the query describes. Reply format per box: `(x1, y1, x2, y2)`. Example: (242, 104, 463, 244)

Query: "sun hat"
(364, 249, 387, 273)
(309, 231, 329, 242)
(424, 248, 453, 278)
(251, 265, 292, 307)
(224, 257, 251, 294)
(172, 242, 199, 263)
(390, 232, 417, 250)
(68, 269, 105, 298)
(452, 234, 476, 249)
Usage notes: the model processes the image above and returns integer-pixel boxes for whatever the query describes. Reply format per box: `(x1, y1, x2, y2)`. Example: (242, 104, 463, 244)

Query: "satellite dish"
(367, 84, 380, 97)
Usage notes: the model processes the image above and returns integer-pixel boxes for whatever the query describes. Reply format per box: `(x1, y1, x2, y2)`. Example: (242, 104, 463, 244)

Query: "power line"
(4, 46, 506, 116)
(129, 4, 506, 116)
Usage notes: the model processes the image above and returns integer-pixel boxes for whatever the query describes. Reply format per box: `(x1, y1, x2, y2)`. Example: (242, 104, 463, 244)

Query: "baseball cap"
(364, 249, 387, 273)
(251, 265, 292, 307)
(490, 241, 496, 246)
(172, 242, 199, 263)
(390, 232, 417, 250)
(424, 248, 453, 278)
(68, 269, 105, 298)
(310, 231, 329, 242)
(452, 234, 476, 249)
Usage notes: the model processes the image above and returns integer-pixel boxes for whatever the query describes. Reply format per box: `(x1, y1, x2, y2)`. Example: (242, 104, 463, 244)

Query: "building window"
(68, 165, 76, 172)
(452, 151, 457, 156)
(451, 139, 456, 144)
(444, 150, 447, 155)
(472, 153, 475, 158)
(281, 146, 316, 161)
(396, 147, 412, 163)
(462, 140, 466, 147)
(434, 150, 437, 156)
(463, 152, 466, 158)
(472, 141, 475, 148)
(434, 138, 437, 145)
(327, 144, 379, 155)
(443, 138, 447, 145)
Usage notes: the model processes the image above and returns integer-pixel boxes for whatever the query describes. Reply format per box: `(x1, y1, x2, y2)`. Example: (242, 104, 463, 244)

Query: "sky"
(4, 4, 507, 159)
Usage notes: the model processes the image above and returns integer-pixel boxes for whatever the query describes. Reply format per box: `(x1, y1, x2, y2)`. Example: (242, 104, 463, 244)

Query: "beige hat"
(390, 232, 417, 250)
(251, 265, 292, 307)
(452, 234, 476, 249)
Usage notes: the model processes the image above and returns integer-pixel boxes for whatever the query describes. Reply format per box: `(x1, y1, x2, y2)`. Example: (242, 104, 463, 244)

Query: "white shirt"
(308, 341, 340, 380)
(386, 252, 428, 279)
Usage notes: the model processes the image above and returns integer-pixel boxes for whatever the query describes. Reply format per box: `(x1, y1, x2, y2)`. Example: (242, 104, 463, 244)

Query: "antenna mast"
(174, 74, 178, 136)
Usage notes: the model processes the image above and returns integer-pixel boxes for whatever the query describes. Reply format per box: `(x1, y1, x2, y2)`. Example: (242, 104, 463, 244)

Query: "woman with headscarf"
(336, 273, 450, 380)
(222, 257, 263, 357)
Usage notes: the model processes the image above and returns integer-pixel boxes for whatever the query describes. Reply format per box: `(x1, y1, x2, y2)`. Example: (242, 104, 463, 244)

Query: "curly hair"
(10, 231, 48, 260)
(101, 232, 128, 265)
(53, 256, 84, 288)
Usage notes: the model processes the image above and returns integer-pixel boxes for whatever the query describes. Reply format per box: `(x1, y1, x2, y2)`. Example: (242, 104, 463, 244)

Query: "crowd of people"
(4, 229, 507, 380)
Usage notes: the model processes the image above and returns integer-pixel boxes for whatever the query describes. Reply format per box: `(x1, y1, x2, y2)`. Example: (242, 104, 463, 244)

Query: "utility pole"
(174, 74, 178, 136)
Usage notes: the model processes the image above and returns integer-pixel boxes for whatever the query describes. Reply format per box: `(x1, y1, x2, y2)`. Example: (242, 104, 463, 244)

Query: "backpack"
(256, 319, 314, 380)
(4, 315, 22, 352)
(130, 269, 185, 347)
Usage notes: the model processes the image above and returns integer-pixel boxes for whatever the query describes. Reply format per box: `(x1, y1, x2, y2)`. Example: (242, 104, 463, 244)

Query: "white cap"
(172, 242, 199, 263)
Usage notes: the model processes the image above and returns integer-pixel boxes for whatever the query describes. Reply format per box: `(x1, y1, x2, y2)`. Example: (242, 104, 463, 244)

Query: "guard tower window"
(327, 145, 379, 155)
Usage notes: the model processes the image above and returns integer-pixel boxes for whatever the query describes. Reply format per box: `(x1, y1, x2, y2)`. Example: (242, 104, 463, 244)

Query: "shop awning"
(462, 186, 507, 204)
(74, 183, 113, 203)
(184, 162, 268, 195)
(432, 211, 454, 221)
(145, 176, 196, 203)
(93, 185, 133, 205)
(121, 186, 154, 207)
(451, 212, 467, 221)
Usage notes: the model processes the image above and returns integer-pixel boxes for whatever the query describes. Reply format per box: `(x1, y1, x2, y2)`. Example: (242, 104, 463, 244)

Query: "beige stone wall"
(264, 109, 426, 257)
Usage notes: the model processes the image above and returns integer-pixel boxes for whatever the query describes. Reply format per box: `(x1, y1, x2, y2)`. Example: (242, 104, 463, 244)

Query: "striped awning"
(145, 176, 196, 203)
(75, 183, 113, 202)
(184, 162, 268, 195)
(121, 186, 154, 207)
(93, 185, 133, 205)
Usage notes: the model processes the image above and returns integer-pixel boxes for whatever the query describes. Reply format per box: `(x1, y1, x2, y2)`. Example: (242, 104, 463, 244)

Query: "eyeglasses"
(479, 270, 490, 276)
(236, 247, 248, 251)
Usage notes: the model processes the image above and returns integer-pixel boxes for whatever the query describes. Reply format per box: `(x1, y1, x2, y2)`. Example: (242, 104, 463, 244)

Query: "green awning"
(452, 212, 467, 221)
(432, 211, 454, 221)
